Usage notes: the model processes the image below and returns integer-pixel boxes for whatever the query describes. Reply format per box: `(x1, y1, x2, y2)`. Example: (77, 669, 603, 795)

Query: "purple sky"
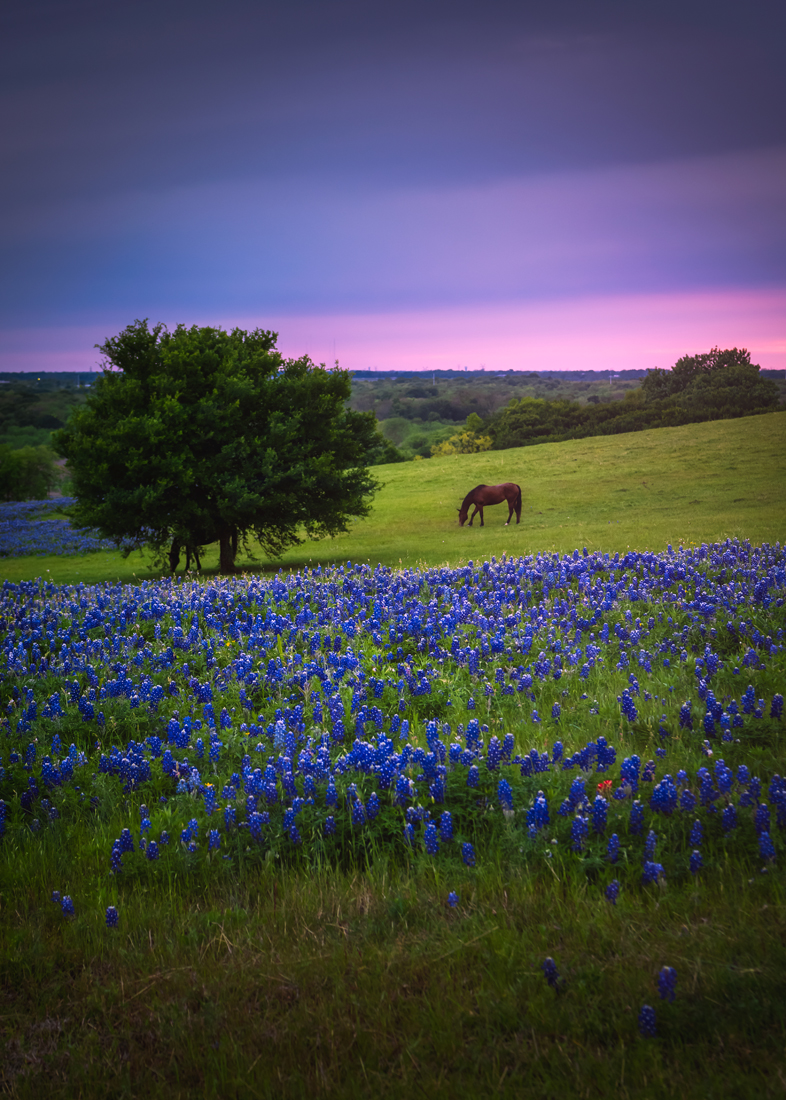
(2, 0, 785, 373)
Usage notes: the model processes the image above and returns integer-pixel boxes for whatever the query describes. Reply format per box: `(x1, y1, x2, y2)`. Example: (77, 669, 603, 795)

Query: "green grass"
(2, 413, 786, 1098)
(4, 412, 785, 586)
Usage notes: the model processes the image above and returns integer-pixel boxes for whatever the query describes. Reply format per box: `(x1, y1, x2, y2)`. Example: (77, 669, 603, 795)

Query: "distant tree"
(641, 347, 779, 415)
(0, 444, 60, 501)
(55, 321, 380, 573)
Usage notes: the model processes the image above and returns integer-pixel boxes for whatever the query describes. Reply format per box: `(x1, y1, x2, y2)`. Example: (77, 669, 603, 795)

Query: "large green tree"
(55, 321, 380, 573)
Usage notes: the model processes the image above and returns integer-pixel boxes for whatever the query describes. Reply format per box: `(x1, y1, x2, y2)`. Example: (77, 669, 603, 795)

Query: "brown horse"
(458, 483, 521, 527)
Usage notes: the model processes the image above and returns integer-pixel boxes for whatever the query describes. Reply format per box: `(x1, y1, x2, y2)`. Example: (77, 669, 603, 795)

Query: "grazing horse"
(168, 537, 204, 573)
(168, 526, 239, 573)
(458, 483, 522, 527)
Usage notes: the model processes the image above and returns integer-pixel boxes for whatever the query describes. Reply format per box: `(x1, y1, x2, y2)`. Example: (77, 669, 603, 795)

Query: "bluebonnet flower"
(629, 800, 644, 835)
(690, 849, 703, 875)
(497, 778, 513, 812)
(367, 792, 380, 820)
(440, 811, 454, 843)
(323, 815, 336, 837)
(105, 905, 119, 928)
(605, 879, 620, 904)
(644, 829, 657, 860)
(638, 1004, 656, 1037)
(570, 814, 588, 852)
(208, 829, 220, 850)
(61, 895, 75, 916)
(424, 823, 439, 855)
(591, 796, 607, 834)
(607, 833, 619, 863)
(658, 966, 677, 1002)
(689, 819, 703, 847)
(541, 957, 561, 990)
(759, 832, 776, 861)
(679, 701, 693, 730)
(462, 842, 476, 867)
(754, 803, 771, 834)
(641, 861, 665, 886)
(722, 804, 738, 833)
(146, 840, 159, 860)
(447, 891, 459, 908)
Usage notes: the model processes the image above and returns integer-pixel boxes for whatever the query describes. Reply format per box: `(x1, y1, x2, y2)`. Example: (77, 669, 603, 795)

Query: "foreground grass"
(4, 843, 785, 1098)
(3, 412, 785, 585)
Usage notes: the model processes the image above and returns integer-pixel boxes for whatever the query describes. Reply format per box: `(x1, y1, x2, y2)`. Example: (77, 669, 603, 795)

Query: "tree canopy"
(0, 444, 60, 501)
(640, 346, 778, 413)
(55, 321, 380, 572)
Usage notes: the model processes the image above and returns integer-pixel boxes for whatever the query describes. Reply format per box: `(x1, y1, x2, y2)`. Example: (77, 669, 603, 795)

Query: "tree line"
(432, 348, 782, 455)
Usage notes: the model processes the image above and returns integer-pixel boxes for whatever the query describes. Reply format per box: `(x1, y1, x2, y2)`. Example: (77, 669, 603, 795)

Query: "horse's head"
(457, 506, 468, 527)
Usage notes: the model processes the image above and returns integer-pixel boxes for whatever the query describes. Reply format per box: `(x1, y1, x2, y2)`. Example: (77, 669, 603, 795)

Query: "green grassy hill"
(4, 412, 784, 585)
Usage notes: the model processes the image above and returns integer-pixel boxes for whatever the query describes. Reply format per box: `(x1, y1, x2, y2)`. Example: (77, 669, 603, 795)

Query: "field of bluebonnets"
(1, 424, 786, 1098)
(0, 498, 126, 559)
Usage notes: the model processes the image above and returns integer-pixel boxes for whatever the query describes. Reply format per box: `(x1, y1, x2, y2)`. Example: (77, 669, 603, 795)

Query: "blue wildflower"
(638, 1004, 656, 1037)
(541, 957, 561, 990)
(759, 832, 776, 861)
(658, 966, 677, 1002)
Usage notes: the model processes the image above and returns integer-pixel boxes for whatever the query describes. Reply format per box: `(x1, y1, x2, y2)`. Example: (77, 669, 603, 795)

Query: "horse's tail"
(515, 484, 522, 512)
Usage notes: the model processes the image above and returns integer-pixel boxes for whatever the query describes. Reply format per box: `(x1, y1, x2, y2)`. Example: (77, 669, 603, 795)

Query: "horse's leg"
(469, 505, 477, 526)
(194, 547, 201, 571)
(478, 506, 484, 527)
(184, 545, 192, 572)
(505, 501, 513, 526)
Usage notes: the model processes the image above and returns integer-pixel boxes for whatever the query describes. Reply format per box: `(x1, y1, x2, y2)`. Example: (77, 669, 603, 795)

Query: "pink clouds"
(2, 287, 783, 375)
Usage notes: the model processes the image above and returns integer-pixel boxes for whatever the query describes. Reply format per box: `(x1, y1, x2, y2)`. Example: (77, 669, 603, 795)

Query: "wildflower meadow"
(1, 419, 785, 1098)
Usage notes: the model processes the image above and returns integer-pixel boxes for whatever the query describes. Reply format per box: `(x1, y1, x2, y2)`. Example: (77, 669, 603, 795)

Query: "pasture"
(2, 412, 785, 585)
(1, 413, 785, 1099)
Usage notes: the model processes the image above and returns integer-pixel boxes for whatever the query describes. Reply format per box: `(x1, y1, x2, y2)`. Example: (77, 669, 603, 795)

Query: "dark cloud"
(1, 0, 784, 328)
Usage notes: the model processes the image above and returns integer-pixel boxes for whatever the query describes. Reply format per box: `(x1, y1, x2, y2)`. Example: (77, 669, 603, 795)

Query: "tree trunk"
(218, 528, 236, 574)
(168, 538, 180, 574)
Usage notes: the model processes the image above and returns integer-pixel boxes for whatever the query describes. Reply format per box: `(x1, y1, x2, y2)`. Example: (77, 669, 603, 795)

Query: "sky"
(1, 0, 785, 374)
